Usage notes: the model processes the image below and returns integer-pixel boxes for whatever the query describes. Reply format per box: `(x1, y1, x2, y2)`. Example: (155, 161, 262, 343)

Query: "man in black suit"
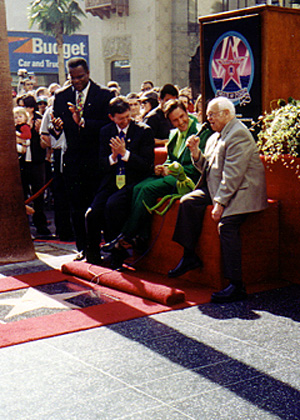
(143, 83, 179, 147)
(52, 57, 113, 258)
(85, 96, 155, 266)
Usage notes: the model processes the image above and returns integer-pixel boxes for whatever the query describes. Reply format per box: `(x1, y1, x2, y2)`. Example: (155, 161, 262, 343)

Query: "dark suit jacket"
(143, 107, 171, 140)
(99, 119, 155, 189)
(30, 112, 45, 164)
(53, 80, 113, 178)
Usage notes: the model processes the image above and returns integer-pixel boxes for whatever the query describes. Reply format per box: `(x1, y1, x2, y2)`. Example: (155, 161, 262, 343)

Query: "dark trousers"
(52, 150, 73, 240)
(173, 186, 247, 286)
(64, 172, 99, 252)
(85, 182, 135, 256)
(219, 214, 248, 285)
(172, 186, 212, 251)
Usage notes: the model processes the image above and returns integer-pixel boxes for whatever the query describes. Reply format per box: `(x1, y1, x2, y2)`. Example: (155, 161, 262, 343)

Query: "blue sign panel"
(8, 31, 89, 74)
(202, 14, 261, 120)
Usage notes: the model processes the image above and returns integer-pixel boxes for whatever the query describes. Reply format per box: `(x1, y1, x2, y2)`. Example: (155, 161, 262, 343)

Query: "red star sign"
(216, 39, 244, 90)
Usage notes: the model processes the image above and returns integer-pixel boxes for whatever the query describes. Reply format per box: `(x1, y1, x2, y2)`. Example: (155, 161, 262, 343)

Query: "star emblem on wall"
(216, 37, 245, 90)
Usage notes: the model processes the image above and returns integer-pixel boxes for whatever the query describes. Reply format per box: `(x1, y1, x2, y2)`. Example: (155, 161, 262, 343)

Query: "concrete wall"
(98, 0, 173, 92)
(5, 0, 174, 90)
(5, 0, 238, 91)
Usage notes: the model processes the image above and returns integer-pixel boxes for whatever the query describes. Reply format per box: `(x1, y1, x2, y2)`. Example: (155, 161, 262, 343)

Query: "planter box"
(135, 199, 280, 292)
(262, 155, 300, 283)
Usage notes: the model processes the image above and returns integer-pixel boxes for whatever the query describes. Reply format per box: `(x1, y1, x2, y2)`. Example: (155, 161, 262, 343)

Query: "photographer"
(17, 68, 36, 96)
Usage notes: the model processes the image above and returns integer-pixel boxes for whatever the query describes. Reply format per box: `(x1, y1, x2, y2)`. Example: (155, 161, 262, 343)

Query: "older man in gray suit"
(168, 96, 268, 303)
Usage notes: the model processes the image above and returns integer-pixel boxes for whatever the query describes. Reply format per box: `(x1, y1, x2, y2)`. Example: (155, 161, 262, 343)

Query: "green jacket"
(166, 118, 212, 183)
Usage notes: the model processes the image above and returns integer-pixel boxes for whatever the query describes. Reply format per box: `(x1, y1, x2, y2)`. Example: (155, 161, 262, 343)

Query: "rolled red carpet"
(61, 261, 185, 306)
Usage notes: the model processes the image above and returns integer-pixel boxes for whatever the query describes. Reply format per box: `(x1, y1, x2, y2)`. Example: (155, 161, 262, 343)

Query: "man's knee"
(85, 207, 93, 223)
(133, 182, 144, 196)
(219, 214, 247, 233)
(85, 206, 101, 224)
(179, 190, 197, 205)
(135, 182, 161, 201)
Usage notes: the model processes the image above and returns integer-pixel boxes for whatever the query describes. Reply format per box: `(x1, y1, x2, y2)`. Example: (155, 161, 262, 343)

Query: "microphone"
(195, 121, 210, 137)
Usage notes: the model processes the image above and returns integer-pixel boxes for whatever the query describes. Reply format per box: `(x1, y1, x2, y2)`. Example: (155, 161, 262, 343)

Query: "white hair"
(208, 97, 236, 116)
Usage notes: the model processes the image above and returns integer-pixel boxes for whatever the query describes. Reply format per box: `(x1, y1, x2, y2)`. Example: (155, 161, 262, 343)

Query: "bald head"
(206, 97, 236, 132)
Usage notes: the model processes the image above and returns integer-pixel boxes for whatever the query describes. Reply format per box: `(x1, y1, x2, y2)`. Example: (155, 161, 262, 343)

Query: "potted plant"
(256, 97, 300, 167)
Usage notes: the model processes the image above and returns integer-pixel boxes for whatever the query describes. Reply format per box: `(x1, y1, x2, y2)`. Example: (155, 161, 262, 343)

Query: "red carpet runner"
(61, 261, 185, 306)
(0, 266, 213, 348)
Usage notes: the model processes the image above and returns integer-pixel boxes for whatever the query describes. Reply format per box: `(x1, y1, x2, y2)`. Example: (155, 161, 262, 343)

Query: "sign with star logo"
(210, 31, 254, 106)
(202, 14, 261, 120)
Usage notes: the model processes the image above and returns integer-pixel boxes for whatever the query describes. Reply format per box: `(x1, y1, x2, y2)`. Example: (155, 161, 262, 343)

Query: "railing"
(85, 0, 129, 19)
(221, 0, 300, 11)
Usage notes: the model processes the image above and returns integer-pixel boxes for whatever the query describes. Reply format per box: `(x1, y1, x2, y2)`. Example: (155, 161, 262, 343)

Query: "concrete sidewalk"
(0, 221, 299, 419)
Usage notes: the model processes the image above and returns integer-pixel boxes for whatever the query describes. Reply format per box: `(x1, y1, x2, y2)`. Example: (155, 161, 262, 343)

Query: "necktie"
(116, 130, 126, 189)
(76, 91, 84, 117)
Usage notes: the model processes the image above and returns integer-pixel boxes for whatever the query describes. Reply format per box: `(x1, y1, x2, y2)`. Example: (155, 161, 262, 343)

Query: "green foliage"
(28, 0, 86, 37)
(257, 98, 300, 162)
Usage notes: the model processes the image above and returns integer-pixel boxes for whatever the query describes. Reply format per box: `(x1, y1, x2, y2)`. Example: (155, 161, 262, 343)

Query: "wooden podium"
(199, 5, 300, 117)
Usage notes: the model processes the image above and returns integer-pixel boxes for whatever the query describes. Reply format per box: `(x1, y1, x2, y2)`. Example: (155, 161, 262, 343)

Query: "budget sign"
(8, 31, 89, 74)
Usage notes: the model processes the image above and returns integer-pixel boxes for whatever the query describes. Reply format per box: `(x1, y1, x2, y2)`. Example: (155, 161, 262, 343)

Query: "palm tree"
(28, 0, 86, 85)
(0, 0, 36, 264)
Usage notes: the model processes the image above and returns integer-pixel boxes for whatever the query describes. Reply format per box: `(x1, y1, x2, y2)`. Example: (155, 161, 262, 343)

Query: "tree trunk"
(57, 33, 66, 86)
(0, 0, 35, 264)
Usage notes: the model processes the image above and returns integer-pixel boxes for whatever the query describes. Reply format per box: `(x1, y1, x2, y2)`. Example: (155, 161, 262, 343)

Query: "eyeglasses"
(206, 110, 224, 118)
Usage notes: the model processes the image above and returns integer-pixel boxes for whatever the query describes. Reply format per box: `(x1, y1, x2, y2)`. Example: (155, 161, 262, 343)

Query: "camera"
(17, 68, 28, 79)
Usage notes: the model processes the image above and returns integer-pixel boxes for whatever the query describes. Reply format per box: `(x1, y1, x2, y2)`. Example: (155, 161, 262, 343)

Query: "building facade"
(6, 0, 218, 94)
(5, 0, 297, 94)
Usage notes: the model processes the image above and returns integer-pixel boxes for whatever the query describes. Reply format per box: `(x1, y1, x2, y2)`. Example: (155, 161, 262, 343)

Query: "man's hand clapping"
(67, 102, 81, 125)
(110, 136, 126, 161)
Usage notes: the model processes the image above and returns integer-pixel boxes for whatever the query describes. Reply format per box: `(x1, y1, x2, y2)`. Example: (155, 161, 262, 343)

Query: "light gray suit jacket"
(193, 117, 268, 217)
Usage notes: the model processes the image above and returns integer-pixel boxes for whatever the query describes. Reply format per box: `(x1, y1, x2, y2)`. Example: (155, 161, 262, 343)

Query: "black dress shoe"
(101, 234, 124, 252)
(59, 235, 75, 242)
(86, 250, 102, 266)
(110, 248, 129, 271)
(34, 233, 56, 240)
(131, 236, 148, 254)
(36, 226, 52, 236)
(168, 255, 203, 278)
(211, 283, 247, 303)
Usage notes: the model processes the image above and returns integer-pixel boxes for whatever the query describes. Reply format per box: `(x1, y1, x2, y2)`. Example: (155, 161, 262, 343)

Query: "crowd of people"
(13, 57, 268, 303)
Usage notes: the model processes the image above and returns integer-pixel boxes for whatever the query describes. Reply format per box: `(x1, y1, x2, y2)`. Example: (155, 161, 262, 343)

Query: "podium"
(199, 5, 300, 118)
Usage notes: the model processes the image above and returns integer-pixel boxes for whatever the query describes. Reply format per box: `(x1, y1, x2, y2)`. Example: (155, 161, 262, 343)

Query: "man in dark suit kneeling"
(85, 96, 155, 267)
